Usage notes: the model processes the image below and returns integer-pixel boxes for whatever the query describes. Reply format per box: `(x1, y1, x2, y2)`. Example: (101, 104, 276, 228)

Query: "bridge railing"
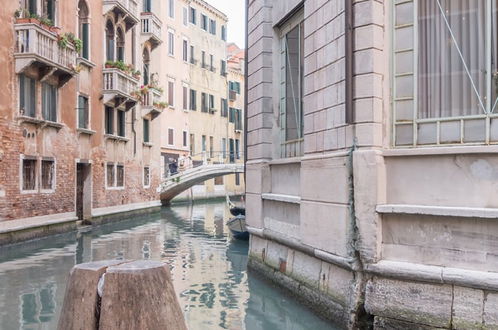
(164, 151, 244, 180)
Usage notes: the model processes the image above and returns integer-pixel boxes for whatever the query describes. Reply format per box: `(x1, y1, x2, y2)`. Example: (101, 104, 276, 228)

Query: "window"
(280, 11, 304, 156)
(78, 0, 90, 60)
(144, 167, 150, 187)
(143, 0, 151, 12)
(190, 133, 195, 154)
(202, 135, 206, 152)
(189, 7, 197, 25)
(229, 107, 235, 123)
(106, 163, 115, 187)
(201, 14, 208, 30)
(168, 128, 174, 145)
(182, 39, 188, 62)
(117, 110, 125, 137)
(78, 95, 89, 129)
(42, 83, 57, 122)
(183, 7, 188, 26)
(221, 98, 228, 117)
(222, 138, 226, 158)
(41, 159, 54, 190)
(22, 0, 37, 17)
(201, 51, 206, 68)
(116, 28, 125, 62)
(190, 45, 195, 64)
(19, 74, 36, 117)
(183, 86, 188, 110)
(221, 60, 227, 76)
(105, 20, 115, 61)
(209, 54, 214, 71)
(143, 48, 150, 85)
(214, 176, 223, 185)
(42, 0, 56, 24)
(209, 19, 216, 35)
(168, 0, 174, 18)
(116, 165, 124, 187)
(235, 172, 240, 186)
(183, 131, 188, 147)
(229, 81, 241, 94)
(235, 139, 240, 159)
(105, 106, 114, 134)
(235, 109, 243, 131)
(190, 89, 197, 110)
(168, 81, 174, 107)
(221, 25, 227, 41)
(168, 31, 174, 56)
(209, 94, 214, 110)
(22, 158, 36, 191)
(201, 93, 208, 112)
(143, 119, 150, 143)
(393, 1, 498, 146)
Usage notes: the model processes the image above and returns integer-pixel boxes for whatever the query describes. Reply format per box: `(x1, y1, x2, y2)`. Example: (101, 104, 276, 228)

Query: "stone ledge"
(261, 193, 301, 204)
(92, 200, 162, 218)
(0, 212, 77, 234)
(366, 260, 498, 291)
(376, 204, 498, 219)
(383, 145, 498, 157)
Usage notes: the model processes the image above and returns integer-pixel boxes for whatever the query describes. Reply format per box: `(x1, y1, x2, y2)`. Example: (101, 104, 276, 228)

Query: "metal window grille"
(106, 164, 114, 187)
(41, 160, 54, 190)
(22, 158, 36, 191)
(144, 167, 150, 186)
(116, 165, 124, 187)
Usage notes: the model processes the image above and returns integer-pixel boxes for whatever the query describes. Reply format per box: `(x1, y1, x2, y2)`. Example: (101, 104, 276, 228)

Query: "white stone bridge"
(159, 163, 244, 204)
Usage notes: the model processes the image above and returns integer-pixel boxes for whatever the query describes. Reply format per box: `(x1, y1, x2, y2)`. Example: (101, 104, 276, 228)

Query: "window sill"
(42, 121, 64, 129)
(105, 134, 129, 142)
(40, 189, 55, 194)
(77, 128, 96, 135)
(17, 115, 44, 125)
(261, 193, 301, 204)
(21, 189, 38, 195)
(143, 142, 153, 148)
(106, 186, 125, 191)
(77, 57, 96, 69)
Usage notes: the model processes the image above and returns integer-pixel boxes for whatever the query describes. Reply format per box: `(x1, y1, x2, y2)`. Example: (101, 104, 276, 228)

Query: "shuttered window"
(168, 81, 174, 107)
(78, 95, 89, 129)
(183, 86, 188, 110)
(168, 128, 174, 145)
(143, 119, 150, 143)
(117, 110, 125, 137)
(190, 89, 197, 110)
(105, 106, 114, 134)
(42, 83, 57, 122)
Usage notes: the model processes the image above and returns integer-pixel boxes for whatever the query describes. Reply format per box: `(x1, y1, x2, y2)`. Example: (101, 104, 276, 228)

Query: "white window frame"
(167, 127, 175, 146)
(182, 82, 189, 111)
(392, 0, 498, 147)
(168, 0, 174, 19)
(20, 155, 38, 194)
(182, 37, 189, 62)
(168, 78, 175, 108)
(182, 130, 188, 148)
(183, 7, 188, 26)
(201, 13, 208, 31)
(143, 166, 151, 188)
(168, 29, 175, 56)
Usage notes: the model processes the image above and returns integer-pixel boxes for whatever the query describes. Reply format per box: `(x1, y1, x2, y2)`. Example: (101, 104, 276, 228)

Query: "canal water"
(0, 201, 337, 330)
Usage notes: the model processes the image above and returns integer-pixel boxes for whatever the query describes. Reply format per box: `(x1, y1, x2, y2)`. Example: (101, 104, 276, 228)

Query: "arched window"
(143, 48, 150, 85)
(105, 20, 115, 62)
(116, 28, 125, 62)
(78, 0, 89, 59)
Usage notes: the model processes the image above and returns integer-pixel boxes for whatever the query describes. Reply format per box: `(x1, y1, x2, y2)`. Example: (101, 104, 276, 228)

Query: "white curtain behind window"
(418, 0, 487, 118)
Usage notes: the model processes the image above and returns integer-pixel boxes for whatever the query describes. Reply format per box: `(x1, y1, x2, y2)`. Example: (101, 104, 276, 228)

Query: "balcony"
(103, 0, 139, 30)
(141, 88, 164, 119)
(141, 12, 162, 50)
(102, 68, 139, 109)
(14, 23, 77, 86)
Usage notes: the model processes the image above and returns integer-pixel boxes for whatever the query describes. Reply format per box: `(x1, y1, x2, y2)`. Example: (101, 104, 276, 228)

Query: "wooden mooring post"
(58, 260, 187, 330)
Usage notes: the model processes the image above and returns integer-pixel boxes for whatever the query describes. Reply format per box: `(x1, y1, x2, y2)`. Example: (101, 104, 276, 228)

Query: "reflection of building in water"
(0, 202, 250, 329)
(0, 246, 76, 330)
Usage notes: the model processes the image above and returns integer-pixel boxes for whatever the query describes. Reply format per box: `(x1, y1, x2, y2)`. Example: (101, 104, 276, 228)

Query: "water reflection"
(0, 201, 337, 330)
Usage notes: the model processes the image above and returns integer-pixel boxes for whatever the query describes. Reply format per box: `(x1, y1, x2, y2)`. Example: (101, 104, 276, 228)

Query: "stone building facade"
(246, 0, 498, 328)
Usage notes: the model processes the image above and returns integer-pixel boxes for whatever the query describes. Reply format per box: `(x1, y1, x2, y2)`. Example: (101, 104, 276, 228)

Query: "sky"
(205, 0, 246, 48)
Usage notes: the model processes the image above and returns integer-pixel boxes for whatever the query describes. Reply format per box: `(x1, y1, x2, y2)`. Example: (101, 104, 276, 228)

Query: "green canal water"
(0, 201, 337, 330)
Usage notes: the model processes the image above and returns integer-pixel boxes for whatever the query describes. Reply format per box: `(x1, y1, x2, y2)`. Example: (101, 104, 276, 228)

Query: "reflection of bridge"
(159, 162, 244, 205)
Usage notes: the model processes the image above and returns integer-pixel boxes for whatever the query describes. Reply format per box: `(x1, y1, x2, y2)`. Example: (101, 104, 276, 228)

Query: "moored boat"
(227, 215, 249, 240)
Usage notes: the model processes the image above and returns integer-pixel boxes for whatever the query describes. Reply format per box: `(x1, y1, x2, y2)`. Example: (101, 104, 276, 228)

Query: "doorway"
(76, 163, 91, 220)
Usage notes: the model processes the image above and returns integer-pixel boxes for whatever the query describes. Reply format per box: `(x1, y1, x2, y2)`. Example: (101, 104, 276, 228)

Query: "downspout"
(345, 1, 373, 328)
(244, 0, 249, 187)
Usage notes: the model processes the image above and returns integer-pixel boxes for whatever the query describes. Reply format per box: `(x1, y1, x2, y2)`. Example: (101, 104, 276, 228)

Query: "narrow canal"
(0, 201, 337, 330)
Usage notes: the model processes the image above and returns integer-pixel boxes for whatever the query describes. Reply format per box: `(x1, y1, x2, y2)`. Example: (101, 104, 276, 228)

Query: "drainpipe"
(244, 0, 249, 186)
(345, 0, 354, 125)
(132, 108, 137, 155)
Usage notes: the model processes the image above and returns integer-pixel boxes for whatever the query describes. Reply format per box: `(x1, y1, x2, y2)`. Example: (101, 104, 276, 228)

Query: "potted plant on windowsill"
(14, 9, 40, 24)
(153, 101, 168, 110)
(58, 33, 83, 53)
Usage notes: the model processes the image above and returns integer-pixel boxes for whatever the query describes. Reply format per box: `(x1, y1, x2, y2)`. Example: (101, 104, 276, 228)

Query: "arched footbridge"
(159, 154, 244, 204)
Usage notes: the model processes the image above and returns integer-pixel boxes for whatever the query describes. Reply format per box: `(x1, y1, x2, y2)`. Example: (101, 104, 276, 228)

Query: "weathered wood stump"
(58, 260, 187, 330)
